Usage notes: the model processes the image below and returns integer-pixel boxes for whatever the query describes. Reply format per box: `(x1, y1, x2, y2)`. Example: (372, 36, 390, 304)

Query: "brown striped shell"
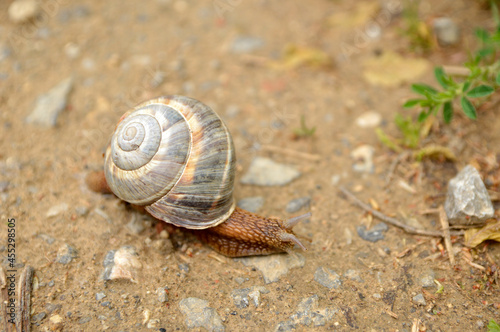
(104, 95, 236, 229)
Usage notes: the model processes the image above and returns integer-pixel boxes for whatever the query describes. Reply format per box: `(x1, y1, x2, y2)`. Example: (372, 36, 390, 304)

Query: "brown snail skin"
(86, 95, 308, 257)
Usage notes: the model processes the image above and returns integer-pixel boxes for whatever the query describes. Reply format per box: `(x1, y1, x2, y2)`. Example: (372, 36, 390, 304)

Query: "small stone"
(101, 301, 110, 307)
(79, 317, 91, 324)
(355, 111, 382, 128)
(351, 145, 375, 173)
(413, 293, 426, 306)
(8, 0, 40, 23)
(64, 42, 80, 59)
(237, 197, 264, 213)
(147, 319, 160, 329)
(444, 165, 494, 226)
(46, 203, 69, 218)
(357, 222, 388, 242)
(234, 277, 246, 285)
(285, 196, 311, 213)
(33, 312, 46, 322)
(56, 244, 77, 264)
(126, 215, 145, 234)
(476, 320, 485, 329)
(231, 286, 268, 308)
(433, 17, 460, 46)
(96, 292, 106, 301)
(240, 157, 301, 186)
(102, 246, 142, 282)
(157, 287, 169, 303)
(230, 36, 264, 54)
(45, 303, 62, 314)
(49, 314, 64, 331)
(275, 295, 337, 330)
(178, 297, 225, 332)
(75, 206, 89, 217)
(314, 267, 342, 290)
(38, 233, 55, 244)
(239, 254, 305, 284)
(419, 269, 435, 288)
(26, 77, 73, 127)
(373, 293, 382, 299)
(344, 269, 363, 282)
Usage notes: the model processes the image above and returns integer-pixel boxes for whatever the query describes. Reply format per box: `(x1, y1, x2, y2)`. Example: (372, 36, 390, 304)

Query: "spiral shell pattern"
(104, 96, 236, 229)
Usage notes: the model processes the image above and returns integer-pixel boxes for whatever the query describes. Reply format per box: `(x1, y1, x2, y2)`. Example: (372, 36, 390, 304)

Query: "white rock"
(240, 157, 301, 186)
(8, 0, 40, 23)
(355, 111, 382, 128)
(351, 145, 375, 173)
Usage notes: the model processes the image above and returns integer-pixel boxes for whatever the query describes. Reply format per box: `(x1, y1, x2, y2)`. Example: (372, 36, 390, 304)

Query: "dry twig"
(339, 186, 464, 237)
(261, 145, 321, 162)
(16, 266, 34, 332)
(438, 206, 455, 266)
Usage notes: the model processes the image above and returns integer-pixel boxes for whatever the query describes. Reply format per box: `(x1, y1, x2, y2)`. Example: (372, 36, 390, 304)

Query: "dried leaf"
(464, 220, 500, 247)
(269, 44, 333, 71)
(362, 51, 429, 87)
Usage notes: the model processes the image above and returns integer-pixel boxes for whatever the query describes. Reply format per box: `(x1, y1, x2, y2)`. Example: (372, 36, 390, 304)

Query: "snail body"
(93, 95, 307, 257)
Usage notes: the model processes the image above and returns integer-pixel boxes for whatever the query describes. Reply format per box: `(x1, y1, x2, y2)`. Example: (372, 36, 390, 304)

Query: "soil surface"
(1, 0, 499, 331)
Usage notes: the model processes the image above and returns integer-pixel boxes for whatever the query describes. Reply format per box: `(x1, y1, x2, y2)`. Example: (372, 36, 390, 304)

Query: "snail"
(86, 95, 309, 257)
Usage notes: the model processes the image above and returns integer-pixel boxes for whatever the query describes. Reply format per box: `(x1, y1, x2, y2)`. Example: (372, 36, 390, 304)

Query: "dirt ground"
(1, 0, 499, 331)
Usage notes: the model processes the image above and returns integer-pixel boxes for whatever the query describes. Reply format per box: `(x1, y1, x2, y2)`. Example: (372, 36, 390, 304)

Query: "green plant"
(293, 115, 316, 137)
(401, 0, 433, 53)
(404, 2, 500, 123)
(488, 319, 500, 332)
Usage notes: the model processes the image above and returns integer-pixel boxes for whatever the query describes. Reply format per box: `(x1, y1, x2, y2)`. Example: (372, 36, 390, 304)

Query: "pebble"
(419, 269, 435, 288)
(156, 286, 169, 303)
(351, 145, 375, 173)
(356, 222, 388, 242)
(237, 197, 264, 213)
(37, 233, 55, 244)
(33, 312, 46, 322)
(314, 267, 342, 290)
(147, 319, 160, 329)
(56, 244, 77, 264)
(74, 206, 89, 217)
(8, 0, 40, 23)
(126, 215, 145, 234)
(96, 292, 106, 301)
(344, 269, 363, 282)
(275, 295, 337, 330)
(433, 17, 460, 46)
(412, 293, 426, 306)
(102, 246, 142, 283)
(285, 196, 311, 213)
(231, 286, 269, 308)
(230, 36, 264, 54)
(26, 77, 73, 127)
(178, 297, 225, 332)
(240, 157, 301, 186)
(49, 314, 64, 331)
(238, 254, 305, 284)
(444, 165, 494, 225)
(355, 111, 382, 128)
(46, 203, 69, 218)
(79, 317, 91, 324)
(45, 303, 62, 314)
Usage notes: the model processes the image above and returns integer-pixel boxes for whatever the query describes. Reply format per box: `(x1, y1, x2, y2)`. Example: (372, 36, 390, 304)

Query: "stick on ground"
(16, 266, 34, 332)
(439, 205, 455, 265)
(339, 186, 463, 237)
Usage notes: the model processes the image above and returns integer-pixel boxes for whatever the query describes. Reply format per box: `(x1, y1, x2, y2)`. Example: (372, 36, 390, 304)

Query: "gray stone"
(45, 303, 62, 314)
(32, 312, 46, 322)
(412, 293, 426, 306)
(37, 233, 55, 245)
(237, 197, 264, 213)
(96, 292, 106, 301)
(157, 287, 169, 303)
(238, 254, 305, 284)
(231, 286, 269, 308)
(357, 222, 388, 242)
(419, 269, 435, 288)
(75, 206, 89, 217)
(275, 295, 337, 330)
(178, 297, 224, 332)
(314, 267, 342, 289)
(56, 244, 77, 264)
(285, 196, 311, 213)
(26, 77, 73, 127)
(79, 317, 91, 324)
(344, 269, 363, 282)
(240, 157, 301, 186)
(230, 36, 264, 54)
(102, 246, 142, 282)
(433, 17, 460, 46)
(444, 165, 494, 225)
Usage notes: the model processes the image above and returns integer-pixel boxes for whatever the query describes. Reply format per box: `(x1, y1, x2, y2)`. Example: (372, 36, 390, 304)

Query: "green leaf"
(475, 28, 489, 42)
(466, 85, 494, 98)
(434, 67, 449, 89)
(477, 47, 494, 59)
(462, 81, 471, 93)
(403, 99, 424, 108)
(442, 102, 453, 123)
(496, 72, 500, 85)
(461, 97, 477, 119)
(411, 83, 438, 96)
(488, 319, 500, 332)
(418, 110, 431, 122)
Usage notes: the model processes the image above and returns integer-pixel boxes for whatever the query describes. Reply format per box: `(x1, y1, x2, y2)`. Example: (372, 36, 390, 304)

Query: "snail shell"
(104, 95, 236, 229)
